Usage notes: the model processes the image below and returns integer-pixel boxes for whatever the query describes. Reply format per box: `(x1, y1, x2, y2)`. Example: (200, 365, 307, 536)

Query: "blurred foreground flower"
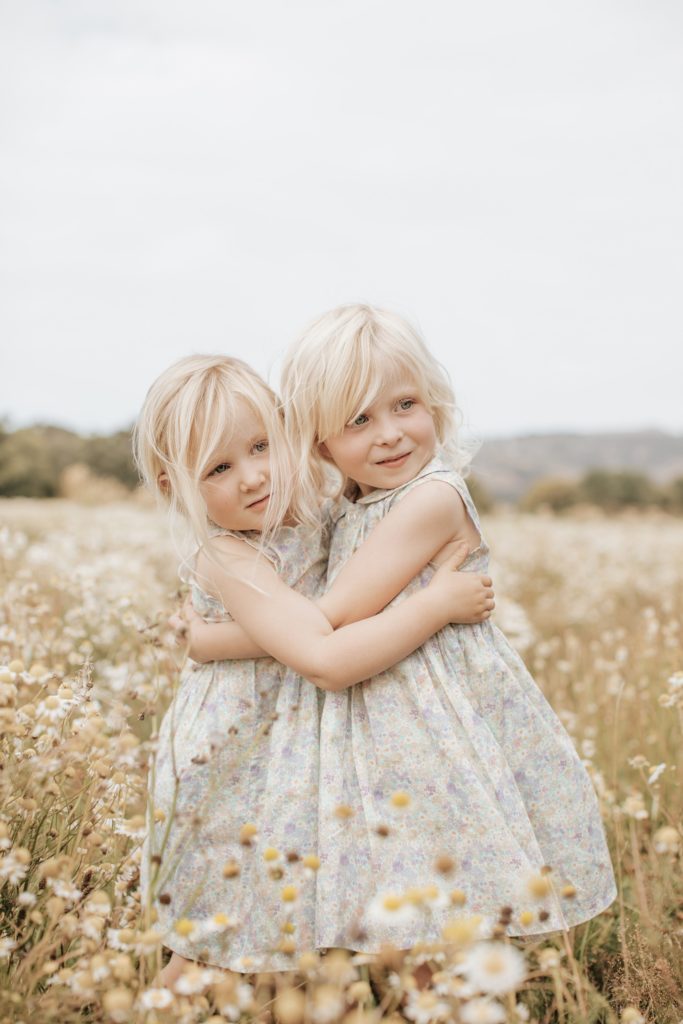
(459, 941, 526, 995)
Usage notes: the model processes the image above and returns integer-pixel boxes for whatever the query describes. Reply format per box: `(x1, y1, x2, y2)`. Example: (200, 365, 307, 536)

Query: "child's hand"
(168, 598, 212, 661)
(428, 544, 495, 624)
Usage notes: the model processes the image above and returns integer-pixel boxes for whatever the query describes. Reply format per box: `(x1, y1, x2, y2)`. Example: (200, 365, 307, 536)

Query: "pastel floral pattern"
(315, 455, 616, 949)
(141, 521, 330, 973)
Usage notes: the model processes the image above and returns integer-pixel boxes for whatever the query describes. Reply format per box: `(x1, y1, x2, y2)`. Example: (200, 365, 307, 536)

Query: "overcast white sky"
(1, 0, 682, 438)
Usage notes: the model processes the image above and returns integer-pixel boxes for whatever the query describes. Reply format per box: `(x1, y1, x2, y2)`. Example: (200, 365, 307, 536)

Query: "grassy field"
(0, 499, 681, 1023)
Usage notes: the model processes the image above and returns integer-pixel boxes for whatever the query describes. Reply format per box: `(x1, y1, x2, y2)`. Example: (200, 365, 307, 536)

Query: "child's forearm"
(188, 621, 267, 663)
(306, 587, 448, 691)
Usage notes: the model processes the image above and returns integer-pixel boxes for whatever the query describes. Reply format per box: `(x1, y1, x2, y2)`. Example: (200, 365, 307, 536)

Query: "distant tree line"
(0, 423, 138, 498)
(519, 470, 683, 513)
(0, 424, 682, 513)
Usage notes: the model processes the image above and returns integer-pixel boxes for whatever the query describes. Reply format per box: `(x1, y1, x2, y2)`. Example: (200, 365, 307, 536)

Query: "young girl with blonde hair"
(134, 354, 494, 984)
(275, 303, 617, 953)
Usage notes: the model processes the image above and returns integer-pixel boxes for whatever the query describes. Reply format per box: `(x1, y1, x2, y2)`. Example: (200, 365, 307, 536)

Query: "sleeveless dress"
(315, 455, 616, 949)
(141, 520, 329, 972)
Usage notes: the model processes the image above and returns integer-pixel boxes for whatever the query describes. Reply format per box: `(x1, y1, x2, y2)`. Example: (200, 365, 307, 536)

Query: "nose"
(375, 415, 404, 446)
(239, 468, 266, 493)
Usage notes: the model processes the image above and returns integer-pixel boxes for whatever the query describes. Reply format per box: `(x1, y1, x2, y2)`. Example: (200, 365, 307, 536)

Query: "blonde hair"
(281, 304, 473, 514)
(133, 355, 298, 556)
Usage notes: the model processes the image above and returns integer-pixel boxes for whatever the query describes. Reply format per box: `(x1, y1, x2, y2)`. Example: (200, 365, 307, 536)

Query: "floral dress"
(315, 455, 616, 950)
(141, 521, 329, 972)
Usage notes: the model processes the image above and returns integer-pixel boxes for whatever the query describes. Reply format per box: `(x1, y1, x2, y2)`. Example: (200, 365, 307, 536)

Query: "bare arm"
(197, 536, 490, 691)
(319, 480, 485, 628)
(176, 482, 491, 663)
(170, 600, 266, 663)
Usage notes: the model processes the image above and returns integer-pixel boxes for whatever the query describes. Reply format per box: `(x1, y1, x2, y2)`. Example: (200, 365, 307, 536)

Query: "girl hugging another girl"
(135, 349, 493, 984)
(137, 305, 616, 984)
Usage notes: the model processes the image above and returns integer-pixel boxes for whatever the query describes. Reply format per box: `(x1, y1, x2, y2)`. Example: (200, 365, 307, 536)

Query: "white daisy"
(0, 853, 28, 885)
(460, 998, 507, 1024)
(653, 826, 680, 854)
(403, 989, 452, 1023)
(311, 985, 346, 1024)
(90, 958, 110, 982)
(48, 878, 82, 903)
(36, 695, 70, 724)
(80, 915, 106, 940)
(460, 941, 526, 996)
(197, 911, 239, 936)
(215, 981, 254, 1020)
(0, 937, 17, 959)
(114, 816, 146, 840)
(138, 988, 174, 1009)
(67, 969, 96, 998)
(106, 928, 136, 951)
(173, 966, 217, 994)
(537, 947, 562, 971)
(366, 891, 420, 928)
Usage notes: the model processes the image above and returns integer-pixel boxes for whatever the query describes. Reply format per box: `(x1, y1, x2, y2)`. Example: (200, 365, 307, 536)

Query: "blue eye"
(349, 413, 369, 427)
(398, 398, 415, 411)
(210, 463, 230, 476)
(253, 440, 269, 453)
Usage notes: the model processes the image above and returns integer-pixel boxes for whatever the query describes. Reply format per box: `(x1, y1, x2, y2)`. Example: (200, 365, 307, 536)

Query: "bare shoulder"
(392, 478, 467, 527)
(195, 534, 264, 586)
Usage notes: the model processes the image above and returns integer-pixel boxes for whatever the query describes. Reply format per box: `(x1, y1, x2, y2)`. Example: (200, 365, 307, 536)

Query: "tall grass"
(0, 500, 681, 1023)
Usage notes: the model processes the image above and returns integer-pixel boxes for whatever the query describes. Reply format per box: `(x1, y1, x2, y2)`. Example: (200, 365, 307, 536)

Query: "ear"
(318, 441, 332, 461)
(157, 471, 170, 494)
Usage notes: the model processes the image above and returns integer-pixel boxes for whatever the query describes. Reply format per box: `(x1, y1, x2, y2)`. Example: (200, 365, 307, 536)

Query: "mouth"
(375, 451, 412, 467)
(246, 494, 270, 511)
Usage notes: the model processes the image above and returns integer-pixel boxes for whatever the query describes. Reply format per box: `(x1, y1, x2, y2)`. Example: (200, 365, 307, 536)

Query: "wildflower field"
(0, 498, 681, 1024)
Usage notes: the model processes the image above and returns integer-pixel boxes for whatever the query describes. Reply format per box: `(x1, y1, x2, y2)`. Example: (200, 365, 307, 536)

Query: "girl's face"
(198, 399, 272, 531)
(320, 380, 437, 496)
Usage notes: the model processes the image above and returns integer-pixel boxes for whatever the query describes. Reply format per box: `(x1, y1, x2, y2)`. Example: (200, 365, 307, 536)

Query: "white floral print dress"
(315, 455, 616, 950)
(141, 521, 329, 972)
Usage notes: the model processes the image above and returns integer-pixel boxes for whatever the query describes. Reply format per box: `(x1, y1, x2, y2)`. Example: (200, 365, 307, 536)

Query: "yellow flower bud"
(390, 791, 411, 808)
(239, 822, 258, 844)
(527, 873, 552, 900)
(102, 986, 134, 1018)
(442, 914, 483, 946)
(298, 951, 319, 972)
(274, 987, 306, 1024)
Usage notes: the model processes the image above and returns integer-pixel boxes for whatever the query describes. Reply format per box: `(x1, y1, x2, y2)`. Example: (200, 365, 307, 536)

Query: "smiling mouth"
(376, 451, 412, 466)
(247, 494, 270, 510)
